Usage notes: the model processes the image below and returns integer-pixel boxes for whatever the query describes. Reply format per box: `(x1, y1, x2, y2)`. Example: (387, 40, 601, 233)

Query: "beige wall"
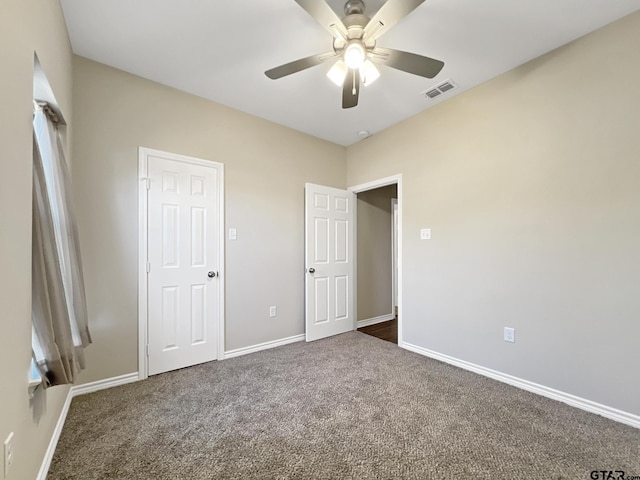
(357, 185, 397, 321)
(71, 56, 346, 382)
(347, 12, 640, 415)
(3, 7, 638, 477)
(0, 1, 74, 478)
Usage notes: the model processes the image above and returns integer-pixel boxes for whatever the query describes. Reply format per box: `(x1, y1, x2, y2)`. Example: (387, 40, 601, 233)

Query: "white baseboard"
(357, 313, 395, 328)
(401, 341, 640, 430)
(37, 372, 141, 480)
(224, 334, 305, 359)
(36, 388, 73, 480)
(71, 372, 140, 397)
(38, 338, 638, 480)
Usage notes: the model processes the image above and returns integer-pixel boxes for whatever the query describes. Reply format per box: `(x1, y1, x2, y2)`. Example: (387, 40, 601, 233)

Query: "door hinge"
(141, 177, 150, 190)
(146, 262, 151, 273)
(146, 345, 149, 357)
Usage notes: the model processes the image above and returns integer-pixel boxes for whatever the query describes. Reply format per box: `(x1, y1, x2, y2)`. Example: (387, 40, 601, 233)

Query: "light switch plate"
(420, 228, 431, 240)
(228, 228, 237, 240)
(504, 327, 515, 343)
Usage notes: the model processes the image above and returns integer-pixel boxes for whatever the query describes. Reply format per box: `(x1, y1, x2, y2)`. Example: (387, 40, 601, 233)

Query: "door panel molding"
(305, 183, 355, 342)
(138, 147, 225, 380)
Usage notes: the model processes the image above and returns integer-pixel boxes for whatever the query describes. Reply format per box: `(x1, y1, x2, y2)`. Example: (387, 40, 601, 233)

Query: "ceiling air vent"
(425, 88, 441, 99)
(421, 79, 458, 101)
(438, 81, 455, 93)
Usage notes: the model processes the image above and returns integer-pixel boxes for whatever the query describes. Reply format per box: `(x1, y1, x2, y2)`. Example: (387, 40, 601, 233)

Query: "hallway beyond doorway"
(357, 318, 397, 344)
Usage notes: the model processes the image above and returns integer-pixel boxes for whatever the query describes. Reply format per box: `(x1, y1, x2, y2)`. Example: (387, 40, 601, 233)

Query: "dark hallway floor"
(357, 317, 397, 344)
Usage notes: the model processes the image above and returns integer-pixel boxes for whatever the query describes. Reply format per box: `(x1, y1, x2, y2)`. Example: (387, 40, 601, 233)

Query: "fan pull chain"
(352, 73, 357, 96)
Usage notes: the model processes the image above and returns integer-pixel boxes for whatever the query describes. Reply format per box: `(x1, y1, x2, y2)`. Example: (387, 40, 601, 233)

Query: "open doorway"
(350, 176, 401, 345)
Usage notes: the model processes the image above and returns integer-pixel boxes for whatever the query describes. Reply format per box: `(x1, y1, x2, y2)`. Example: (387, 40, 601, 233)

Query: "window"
(31, 57, 91, 390)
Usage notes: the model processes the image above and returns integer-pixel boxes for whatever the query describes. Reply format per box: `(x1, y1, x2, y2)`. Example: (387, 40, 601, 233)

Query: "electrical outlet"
(4, 432, 14, 479)
(504, 327, 515, 343)
(269, 306, 277, 318)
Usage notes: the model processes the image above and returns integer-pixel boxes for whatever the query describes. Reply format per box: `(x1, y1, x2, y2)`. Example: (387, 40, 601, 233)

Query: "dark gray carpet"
(48, 332, 639, 479)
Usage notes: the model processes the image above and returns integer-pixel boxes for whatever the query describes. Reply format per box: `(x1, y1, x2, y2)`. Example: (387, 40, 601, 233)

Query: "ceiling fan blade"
(265, 52, 338, 80)
(363, 0, 426, 42)
(342, 69, 360, 109)
(295, 0, 348, 40)
(370, 47, 444, 79)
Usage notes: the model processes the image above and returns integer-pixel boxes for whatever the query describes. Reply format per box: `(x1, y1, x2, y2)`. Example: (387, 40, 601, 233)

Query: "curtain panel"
(32, 106, 91, 387)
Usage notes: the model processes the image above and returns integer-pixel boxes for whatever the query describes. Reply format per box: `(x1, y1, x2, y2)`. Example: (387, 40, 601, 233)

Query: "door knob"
(308, 267, 315, 274)
(208, 271, 217, 278)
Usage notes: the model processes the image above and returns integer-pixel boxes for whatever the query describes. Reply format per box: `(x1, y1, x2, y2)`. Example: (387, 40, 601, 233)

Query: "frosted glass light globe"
(344, 42, 366, 69)
(327, 60, 348, 86)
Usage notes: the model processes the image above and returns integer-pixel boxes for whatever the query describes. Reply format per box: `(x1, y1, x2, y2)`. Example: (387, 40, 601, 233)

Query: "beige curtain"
(32, 105, 91, 387)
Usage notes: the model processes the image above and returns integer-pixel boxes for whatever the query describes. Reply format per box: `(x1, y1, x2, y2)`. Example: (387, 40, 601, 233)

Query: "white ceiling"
(60, 0, 639, 146)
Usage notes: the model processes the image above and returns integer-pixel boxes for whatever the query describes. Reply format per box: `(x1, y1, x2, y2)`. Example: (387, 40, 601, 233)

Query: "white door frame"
(391, 198, 398, 316)
(349, 174, 402, 344)
(137, 147, 225, 380)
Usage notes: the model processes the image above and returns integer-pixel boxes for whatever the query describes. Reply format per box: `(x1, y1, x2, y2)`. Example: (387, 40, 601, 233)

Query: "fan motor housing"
(344, 0, 365, 15)
(343, 14, 369, 29)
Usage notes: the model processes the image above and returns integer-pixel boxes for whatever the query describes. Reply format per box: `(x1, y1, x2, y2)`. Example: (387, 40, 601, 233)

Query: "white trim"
(391, 198, 398, 315)
(357, 313, 395, 328)
(71, 372, 140, 397)
(224, 334, 305, 359)
(36, 388, 73, 480)
(137, 149, 149, 380)
(352, 193, 358, 329)
(349, 175, 400, 192)
(349, 174, 403, 344)
(401, 342, 640, 429)
(36, 345, 639, 480)
(138, 147, 225, 380)
(36, 372, 140, 479)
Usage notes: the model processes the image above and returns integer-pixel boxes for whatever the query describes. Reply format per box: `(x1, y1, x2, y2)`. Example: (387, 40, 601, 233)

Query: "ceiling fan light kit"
(344, 41, 366, 69)
(327, 58, 379, 87)
(265, 0, 445, 109)
(361, 60, 380, 86)
(327, 60, 348, 86)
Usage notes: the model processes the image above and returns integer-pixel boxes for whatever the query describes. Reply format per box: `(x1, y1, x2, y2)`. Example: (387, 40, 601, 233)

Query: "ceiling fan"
(265, 0, 444, 109)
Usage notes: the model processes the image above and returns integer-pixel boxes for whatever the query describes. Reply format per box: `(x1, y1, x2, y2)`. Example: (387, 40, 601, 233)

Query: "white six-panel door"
(143, 149, 223, 375)
(305, 183, 355, 342)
